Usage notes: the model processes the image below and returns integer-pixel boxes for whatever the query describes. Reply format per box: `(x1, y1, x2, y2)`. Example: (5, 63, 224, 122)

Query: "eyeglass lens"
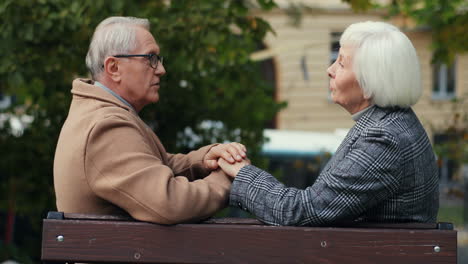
(150, 55, 163, 68)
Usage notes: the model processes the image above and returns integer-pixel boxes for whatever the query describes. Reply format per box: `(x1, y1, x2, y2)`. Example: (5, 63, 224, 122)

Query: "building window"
(257, 42, 278, 129)
(432, 61, 456, 100)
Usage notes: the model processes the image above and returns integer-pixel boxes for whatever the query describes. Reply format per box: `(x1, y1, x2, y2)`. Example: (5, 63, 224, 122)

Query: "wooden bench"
(41, 211, 457, 263)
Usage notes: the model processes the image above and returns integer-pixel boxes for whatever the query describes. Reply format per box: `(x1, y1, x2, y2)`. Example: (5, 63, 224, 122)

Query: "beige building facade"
(255, 0, 467, 139)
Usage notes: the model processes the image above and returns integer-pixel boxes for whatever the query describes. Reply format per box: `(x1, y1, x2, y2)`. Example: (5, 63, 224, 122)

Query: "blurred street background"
(1, 0, 467, 263)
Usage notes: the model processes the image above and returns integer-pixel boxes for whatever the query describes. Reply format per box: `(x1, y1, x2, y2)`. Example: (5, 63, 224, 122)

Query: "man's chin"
(151, 94, 159, 103)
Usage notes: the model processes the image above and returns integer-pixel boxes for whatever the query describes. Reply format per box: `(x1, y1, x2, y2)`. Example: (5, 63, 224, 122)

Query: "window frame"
(432, 60, 456, 100)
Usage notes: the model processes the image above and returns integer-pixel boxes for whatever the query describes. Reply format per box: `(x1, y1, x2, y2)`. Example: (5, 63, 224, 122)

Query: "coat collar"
(353, 105, 394, 132)
(71, 78, 136, 114)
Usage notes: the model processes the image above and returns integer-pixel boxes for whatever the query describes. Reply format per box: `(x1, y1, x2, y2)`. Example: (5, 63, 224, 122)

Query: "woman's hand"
(203, 142, 247, 170)
(218, 158, 250, 178)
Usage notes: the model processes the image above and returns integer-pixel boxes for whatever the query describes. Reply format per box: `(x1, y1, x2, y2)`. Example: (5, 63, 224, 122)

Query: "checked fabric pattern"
(230, 106, 439, 226)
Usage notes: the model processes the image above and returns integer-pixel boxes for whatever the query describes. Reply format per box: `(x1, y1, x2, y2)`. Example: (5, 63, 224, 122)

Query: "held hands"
(218, 157, 250, 178)
(204, 142, 247, 170)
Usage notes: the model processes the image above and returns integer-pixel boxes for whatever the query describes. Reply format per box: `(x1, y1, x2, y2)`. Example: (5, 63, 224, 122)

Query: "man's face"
(119, 26, 166, 112)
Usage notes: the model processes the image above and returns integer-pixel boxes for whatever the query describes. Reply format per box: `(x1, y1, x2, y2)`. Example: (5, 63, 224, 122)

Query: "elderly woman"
(219, 21, 439, 226)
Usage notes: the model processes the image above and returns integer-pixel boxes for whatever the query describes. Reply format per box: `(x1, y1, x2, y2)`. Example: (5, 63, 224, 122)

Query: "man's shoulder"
(59, 96, 140, 147)
(70, 95, 132, 120)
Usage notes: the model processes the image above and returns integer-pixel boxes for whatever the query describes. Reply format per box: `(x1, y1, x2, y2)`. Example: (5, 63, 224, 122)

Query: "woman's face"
(327, 45, 370, 114)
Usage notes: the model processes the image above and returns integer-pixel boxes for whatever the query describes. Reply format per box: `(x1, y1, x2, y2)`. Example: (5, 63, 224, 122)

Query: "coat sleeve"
(85, 115, 231, 224)
(230, 127, 401, 226)
(165, 144, 218, 180)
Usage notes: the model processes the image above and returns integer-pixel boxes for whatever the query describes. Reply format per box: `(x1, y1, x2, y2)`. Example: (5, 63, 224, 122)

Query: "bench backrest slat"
(42, 214, 457, 264)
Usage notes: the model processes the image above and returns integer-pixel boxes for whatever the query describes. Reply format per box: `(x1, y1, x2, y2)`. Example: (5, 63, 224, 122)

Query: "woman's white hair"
(340, 21, 422, 107)
(85, 16, 150, 79)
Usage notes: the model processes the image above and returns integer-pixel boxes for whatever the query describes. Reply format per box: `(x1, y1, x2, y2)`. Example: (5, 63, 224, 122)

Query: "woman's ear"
(103, 57, 121, 82)
(363, 89, 373, 100)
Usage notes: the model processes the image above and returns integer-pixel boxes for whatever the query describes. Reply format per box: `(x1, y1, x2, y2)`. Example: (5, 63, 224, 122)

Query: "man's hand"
(218, 158, 250, 178)
(204, 142, 247, 170)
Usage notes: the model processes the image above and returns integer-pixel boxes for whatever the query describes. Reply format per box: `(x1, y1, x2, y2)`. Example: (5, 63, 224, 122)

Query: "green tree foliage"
(386, 0, 468, 64)
(342, 0, 379, 11)
(143, 0, 283, 153)
(0, 0, 282, 261)
(346, 0, 468, 64)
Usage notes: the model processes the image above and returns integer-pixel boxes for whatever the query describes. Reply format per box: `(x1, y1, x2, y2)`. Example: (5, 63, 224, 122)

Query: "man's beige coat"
(54, 79, 231, 224)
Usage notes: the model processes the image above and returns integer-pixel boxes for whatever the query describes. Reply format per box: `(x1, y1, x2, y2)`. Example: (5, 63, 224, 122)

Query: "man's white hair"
(85, 16, 150, 79)
(340, 21, 422, 107)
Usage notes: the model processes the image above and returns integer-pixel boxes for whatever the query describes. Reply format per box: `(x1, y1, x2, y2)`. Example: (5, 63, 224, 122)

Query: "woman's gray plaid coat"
(230, 106, 439, 226)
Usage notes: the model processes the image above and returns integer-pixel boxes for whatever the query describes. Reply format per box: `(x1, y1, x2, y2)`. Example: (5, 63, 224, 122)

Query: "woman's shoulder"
(363, 106, 428, 142)
(369, 106, 419, 128)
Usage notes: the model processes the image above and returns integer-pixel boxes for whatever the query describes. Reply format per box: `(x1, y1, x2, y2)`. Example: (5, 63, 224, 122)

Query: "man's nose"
(155, 63, 166, 76)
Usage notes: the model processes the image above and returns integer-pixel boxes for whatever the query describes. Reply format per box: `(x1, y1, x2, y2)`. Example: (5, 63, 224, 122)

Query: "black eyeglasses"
(113, 54, 164, 69)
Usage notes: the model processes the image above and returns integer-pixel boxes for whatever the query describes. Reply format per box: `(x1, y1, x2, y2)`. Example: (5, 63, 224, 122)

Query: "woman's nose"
(327, 65, 334, 78)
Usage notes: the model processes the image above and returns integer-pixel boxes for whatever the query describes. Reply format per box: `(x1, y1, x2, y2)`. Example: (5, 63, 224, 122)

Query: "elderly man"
(54, 16, 246, 224)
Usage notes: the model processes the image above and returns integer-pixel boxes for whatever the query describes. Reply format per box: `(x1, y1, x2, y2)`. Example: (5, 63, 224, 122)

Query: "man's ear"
(103, 57, 121, 82)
